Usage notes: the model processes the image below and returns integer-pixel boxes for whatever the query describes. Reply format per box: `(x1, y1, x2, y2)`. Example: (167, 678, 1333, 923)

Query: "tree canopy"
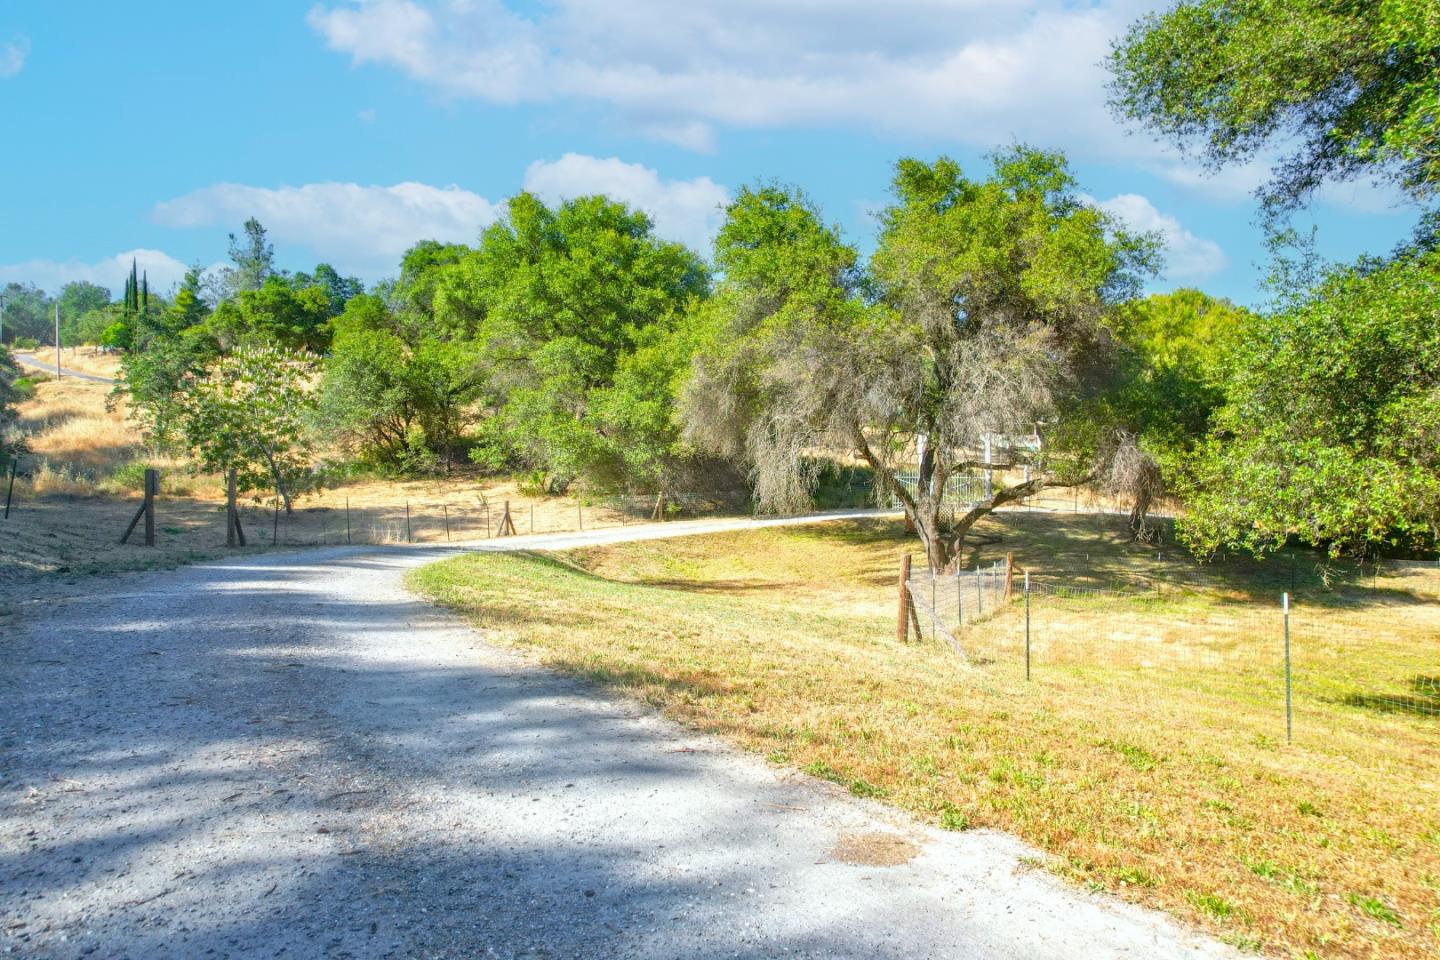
(435, 192, 710, 492)
(685, 148, 1158, 570)
(1108, 0, 1440, 217)
(176, 344, 319, 511)
(1180, 250, 1440, 558)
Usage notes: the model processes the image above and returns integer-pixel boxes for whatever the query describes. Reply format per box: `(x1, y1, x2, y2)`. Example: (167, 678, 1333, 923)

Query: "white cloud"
(522, 154, 729, 253)
(308, 1, 1164, 158)
(0, 36, 30, 77)
(150, 156, 730, 275)
(1088, 193, 1227, 281)
(1148, 150, 1412, 215)
(0, 249, 190, 298)
(1147, 157, 1270, 204)
(153, 181, 504, 274)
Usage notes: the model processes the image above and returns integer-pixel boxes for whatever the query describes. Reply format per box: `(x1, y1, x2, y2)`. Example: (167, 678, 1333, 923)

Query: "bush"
(12, 337, 40, 350)
(109, 460, 154, 492)
(811, 461, 876, 510)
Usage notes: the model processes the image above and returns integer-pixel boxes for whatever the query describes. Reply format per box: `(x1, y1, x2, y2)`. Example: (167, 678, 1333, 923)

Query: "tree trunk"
(264, 450, 294, 515)
(899, 474, 1050, 573)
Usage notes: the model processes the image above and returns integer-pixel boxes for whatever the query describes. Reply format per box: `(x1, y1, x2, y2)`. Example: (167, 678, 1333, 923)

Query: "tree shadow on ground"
(0, 547, 974, 959)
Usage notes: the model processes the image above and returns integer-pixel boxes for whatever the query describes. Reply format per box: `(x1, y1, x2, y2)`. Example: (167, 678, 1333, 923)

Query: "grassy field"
(411, 515, 1440, 960)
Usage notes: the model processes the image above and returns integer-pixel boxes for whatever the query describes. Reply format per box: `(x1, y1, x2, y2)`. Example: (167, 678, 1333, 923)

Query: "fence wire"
(906, 562, 1439, 741)
(223, 489, 754, 547)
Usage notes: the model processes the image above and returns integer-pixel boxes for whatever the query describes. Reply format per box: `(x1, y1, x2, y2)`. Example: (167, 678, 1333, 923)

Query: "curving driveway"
(0, 514, 1237, 958)
(11, 352, 116, 384)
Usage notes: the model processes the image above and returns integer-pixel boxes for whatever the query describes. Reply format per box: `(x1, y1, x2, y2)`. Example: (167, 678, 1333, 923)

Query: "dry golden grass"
(0, 378, 704, 591)
(2, 371, 682, 587)
(15, 377, 145, 485)
(15, 345, 123, 379)
(411, 516, 1440, 960)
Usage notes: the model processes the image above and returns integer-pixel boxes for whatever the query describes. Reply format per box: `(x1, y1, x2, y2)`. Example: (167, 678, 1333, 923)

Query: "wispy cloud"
(307, 1, 1158, 160)
(154, 181, 504, 274)
(150, 155, 731, 277)
(1087, 193, 1227, 281)
(0, 36, 30, 78)
(0, 249, 190, 297)
(522, 154, 728, 253)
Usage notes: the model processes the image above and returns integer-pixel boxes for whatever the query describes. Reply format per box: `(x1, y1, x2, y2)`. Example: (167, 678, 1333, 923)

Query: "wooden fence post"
(497, 500, 517, 536)
(897, 553, 912, 643)
(3, 458, 16, 519)
(1004, 552, 1015, 600)
(121, 468, 158, 546)
(143, 469, 156, 546)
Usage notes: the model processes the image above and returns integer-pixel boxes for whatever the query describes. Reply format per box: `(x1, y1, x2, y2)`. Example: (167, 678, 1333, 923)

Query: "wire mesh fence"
(223, 489, 756, 547)
(905, 560, 1440, 742)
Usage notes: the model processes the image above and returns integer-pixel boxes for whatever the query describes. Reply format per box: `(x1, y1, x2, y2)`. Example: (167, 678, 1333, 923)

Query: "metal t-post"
(1024, 571, 1032, 681)
(1283, 592, 1293, 743)
(930, 568, 938, 640)
(956, 570, 963, 628)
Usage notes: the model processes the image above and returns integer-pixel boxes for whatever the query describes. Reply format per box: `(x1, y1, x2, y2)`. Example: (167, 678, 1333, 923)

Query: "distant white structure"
(981, 430, 1042, 496)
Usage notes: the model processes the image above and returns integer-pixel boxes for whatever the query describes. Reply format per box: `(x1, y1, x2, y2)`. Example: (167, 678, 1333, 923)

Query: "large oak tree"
(683, 148, 1157, 571)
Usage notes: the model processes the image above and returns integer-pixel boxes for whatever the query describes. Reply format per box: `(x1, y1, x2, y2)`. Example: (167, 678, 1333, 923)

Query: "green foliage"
(222, 217, 275, 297)
(292, 263, 364, 317)
(207, 277, 333, 352)
(438, 192, 709, 491)
(1108, 0, 1440, 216)
(0, 345, 24, 469)
(56, 281, 110, 342)
(121, 330, 219, 450)
(395, 241, 470, 319)
(1180, 251, 1440, 558)
(98, 318, 133, 351)
(685, 147, 1157, 567)
(175, 344, 318, 504)
(0, 283, 52, 344)
(1105, 289, 1252, 451)
(318, 294, 485, 473)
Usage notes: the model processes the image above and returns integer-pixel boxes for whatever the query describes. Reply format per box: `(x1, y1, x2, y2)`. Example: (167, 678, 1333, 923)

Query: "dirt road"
(0, 514, 1237, 958)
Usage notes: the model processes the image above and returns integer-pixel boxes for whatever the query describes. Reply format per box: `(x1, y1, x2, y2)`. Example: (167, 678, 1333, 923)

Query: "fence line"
(213, 489, 758, 548)
(905, 561, 1439, 741)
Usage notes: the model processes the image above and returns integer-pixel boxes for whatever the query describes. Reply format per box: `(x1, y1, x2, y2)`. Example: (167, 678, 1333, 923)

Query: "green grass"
(410, 513, 1440, 960)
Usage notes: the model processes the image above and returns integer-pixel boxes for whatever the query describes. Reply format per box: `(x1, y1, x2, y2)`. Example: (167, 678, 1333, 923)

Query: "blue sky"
(0, 0, 1425, 306)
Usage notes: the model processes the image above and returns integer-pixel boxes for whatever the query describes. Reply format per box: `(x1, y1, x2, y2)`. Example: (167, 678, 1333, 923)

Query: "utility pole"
(54, 302, 61, 378)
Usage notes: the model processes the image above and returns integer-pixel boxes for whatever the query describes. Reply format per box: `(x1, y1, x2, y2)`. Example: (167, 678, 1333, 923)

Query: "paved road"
(12, 352, 115, 384)
(0, 515, 1236, 959)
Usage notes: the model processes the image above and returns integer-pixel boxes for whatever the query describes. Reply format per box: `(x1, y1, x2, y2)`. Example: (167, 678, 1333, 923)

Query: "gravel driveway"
(1, 515, 1237, 958)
